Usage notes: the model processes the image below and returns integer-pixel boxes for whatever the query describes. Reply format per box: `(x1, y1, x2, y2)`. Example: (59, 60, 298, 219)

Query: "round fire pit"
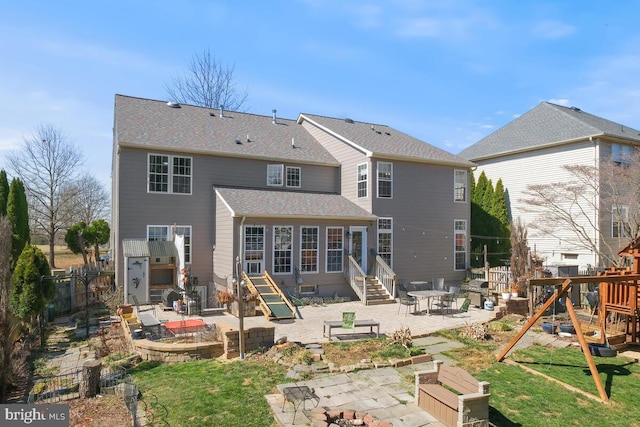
(308, 407, 392, 427)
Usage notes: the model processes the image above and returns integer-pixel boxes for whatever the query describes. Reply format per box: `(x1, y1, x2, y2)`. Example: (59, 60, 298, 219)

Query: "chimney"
(272, 109, 277, 125)
(219, 104, 224, 118)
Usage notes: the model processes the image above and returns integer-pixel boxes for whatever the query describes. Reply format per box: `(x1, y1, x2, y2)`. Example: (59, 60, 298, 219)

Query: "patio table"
(407, 290, 450, 315)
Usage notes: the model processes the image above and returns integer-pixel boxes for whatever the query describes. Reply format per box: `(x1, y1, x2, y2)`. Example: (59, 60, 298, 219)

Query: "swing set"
(496, 241, 640, 402)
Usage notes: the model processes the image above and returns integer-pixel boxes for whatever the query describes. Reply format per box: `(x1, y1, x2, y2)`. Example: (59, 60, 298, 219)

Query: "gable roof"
(299, 113, 474, 167)
(114, 95, 339, 166)
(215, 187, 377, 221)
(459, 102, 640, 161)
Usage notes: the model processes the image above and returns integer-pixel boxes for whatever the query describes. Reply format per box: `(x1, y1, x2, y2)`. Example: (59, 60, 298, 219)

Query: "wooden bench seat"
(415, 360, 490, 427)
(420, 383, 458, 410)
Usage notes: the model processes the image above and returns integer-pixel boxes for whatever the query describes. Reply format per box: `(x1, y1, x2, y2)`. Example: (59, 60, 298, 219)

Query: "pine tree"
(470, 172, 511, 267)
(10, 244, 53, 325)
(492, 179, 509, 226)
(6, 179, 30, 267)
(0, 170, 8, 217)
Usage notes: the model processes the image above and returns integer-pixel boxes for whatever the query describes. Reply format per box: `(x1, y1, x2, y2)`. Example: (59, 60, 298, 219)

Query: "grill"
(464, 279, 489, 308)
(162, 289, 181, 309)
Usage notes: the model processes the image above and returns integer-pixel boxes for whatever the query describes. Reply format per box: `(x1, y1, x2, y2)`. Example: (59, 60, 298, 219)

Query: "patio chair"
(448, 286, 461, 311)
(433, 293, 454, 317)
(397, 289, 419, 316)
(432, 278, 445, 291)
(130, 294, 156, 315)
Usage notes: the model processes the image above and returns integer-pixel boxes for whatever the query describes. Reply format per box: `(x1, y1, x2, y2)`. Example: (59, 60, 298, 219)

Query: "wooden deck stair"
(364, 277, 396, 306)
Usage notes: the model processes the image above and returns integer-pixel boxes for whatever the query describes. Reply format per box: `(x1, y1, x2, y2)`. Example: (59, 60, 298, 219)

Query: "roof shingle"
(301, 113, 474, 166)
(115, 95, 339, 165)
(459, 102, 640, 160)
(215, 187, 377, 220)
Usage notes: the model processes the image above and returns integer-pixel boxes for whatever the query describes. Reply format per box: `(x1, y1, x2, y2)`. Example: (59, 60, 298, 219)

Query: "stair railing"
(375, 255, 396, 299)
(346, 255, 368, 304)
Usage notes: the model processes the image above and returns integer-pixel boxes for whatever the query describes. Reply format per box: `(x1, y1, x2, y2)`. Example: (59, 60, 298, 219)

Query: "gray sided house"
(112, 94, 473, 307)
(459, 102, 640, 269)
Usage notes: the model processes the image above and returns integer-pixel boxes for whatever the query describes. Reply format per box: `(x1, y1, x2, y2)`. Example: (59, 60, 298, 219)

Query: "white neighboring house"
(459, 102, 640, 270)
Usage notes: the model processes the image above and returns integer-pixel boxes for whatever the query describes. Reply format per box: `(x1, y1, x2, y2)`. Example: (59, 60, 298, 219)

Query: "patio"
(152, 297, 497, 344)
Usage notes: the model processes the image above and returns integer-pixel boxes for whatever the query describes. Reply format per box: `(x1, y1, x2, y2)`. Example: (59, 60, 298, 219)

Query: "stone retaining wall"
(215, 322, 276, 359)
(131, 338, 225, 362)
(121, 316, 275, 360)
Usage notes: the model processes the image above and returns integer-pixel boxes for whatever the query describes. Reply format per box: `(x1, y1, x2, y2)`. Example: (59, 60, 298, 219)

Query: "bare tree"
(67, 173, 110, 225)
(8, 124, 83, 268)
(510, 218, 530, 293)
(165, 48, 248, 111)
(520, 151, 640, 267)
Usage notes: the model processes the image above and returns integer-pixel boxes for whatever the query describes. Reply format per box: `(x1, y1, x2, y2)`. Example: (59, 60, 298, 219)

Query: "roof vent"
(570, 106, 581, 112)
(246, 134, 250, 143)
(272, 109, 277, 125)
(291, 137, 295, 149)
(219, 104, 224, 118)
(345, 118, 354, 123)
(385, 131, 391, 136)
(166, 101, 180, 108)
(235, 139, 242, 145)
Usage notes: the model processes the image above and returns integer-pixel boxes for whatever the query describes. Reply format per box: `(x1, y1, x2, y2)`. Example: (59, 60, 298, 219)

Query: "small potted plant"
(510, 284, 519, 298)
(501, 289, 511, 301)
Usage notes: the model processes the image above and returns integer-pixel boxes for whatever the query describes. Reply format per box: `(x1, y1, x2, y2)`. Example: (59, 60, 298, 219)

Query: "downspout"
(238, 216, 246, 275)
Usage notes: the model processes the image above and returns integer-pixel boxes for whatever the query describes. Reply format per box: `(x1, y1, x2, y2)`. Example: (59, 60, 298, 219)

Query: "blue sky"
(1, 1, 640, 186)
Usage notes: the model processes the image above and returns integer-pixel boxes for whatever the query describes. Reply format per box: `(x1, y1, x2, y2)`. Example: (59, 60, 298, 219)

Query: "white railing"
(375, 255, 396, 299)
(346, 256, 367, 303)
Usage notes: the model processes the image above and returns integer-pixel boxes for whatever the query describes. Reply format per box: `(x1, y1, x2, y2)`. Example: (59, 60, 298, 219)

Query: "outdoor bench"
(322, 319, 380, 339)
(415, 360, 490, 427)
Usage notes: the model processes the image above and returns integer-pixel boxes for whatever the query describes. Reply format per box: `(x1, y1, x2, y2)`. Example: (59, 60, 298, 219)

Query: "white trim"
(267, 164, 284, 186)
(454, 169, 468, 203)
(147, 153, 193, 195)
(376, 161, 393, 199)
(286, 166, 301, 188)
(299, 226, 319, 274)
(357, 163, 368, 199)
(325, 226, 344, 273)
(272, 225, 293, 274)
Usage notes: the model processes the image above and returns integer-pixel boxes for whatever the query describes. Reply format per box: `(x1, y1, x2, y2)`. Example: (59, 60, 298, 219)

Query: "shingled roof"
(299, 113, 474, 167)
(459, 102, 640, 161)
(215, 187, 377, 220)
(114, 95, 339, 166)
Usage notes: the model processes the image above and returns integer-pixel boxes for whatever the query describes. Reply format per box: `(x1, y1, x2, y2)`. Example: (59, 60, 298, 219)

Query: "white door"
(349, 226, 367, 273)
(126, 256, 148, 303)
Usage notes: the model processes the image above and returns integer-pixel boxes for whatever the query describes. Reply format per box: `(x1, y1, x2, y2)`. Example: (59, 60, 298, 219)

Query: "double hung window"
(148, 154, 191, 194)
(377, 162, 392, 198)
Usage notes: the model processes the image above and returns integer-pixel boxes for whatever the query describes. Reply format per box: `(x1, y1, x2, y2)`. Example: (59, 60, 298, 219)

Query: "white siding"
(474, 140, 599, 268)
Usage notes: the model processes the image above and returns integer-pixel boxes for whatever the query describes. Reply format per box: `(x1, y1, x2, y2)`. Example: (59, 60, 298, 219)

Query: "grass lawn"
(131, 359, 288, 427)
(36, 244, 86, 269)
(130, 322, 640, 427)
(439, 324, 640, 427)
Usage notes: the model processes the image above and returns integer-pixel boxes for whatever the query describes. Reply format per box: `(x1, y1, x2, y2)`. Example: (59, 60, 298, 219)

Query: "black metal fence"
(28, 365, 143, 426)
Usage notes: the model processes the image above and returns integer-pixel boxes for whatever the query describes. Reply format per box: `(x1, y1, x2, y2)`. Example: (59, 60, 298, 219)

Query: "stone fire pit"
(308, 407, 393, 427)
